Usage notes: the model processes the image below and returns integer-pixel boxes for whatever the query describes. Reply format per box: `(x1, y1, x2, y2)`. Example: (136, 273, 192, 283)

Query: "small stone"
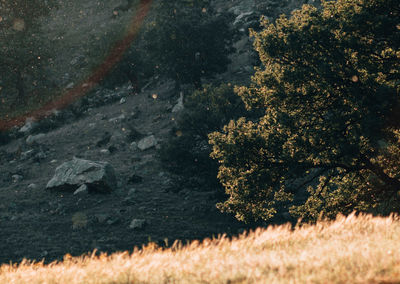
(66, 82, 74, 89)
(20, 149, 35, 160)
(95, 213, 109, 224)
(119, 97, 126, 104)
(34, 151, 47, 161)
(100, 149, 110, 155)
(73, 184, 88, 195)
(172, 92, 184, 113)
(106, 217, 120, 225)
(130, 142, 138, 150)
(108, 114, 126, 123)
(137, 135, 157, 151)
(128, 188, 137, 196)
(129, 219, 146, 230)
(26, 133, 45, 145)
(19, 119, 36, 134)
(12, 174, 23, 183)
(27, 183, 38, 190)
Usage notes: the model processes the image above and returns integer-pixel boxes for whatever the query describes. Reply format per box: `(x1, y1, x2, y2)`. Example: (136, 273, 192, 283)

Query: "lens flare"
(0, 0, 153, 131)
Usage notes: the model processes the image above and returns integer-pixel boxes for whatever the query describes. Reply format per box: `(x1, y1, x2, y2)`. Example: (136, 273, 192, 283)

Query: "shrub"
(160, 84, 247, 193)
(209, 0, 400, 222)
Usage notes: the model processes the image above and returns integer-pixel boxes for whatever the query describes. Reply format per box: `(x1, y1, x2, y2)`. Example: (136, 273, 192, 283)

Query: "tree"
(209, 0, 400, 222)
(0, 0, 57, 106)
(144, 0, 234, 88)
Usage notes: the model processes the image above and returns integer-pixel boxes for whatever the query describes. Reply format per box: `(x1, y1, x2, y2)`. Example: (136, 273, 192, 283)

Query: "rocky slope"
(0, 0, 313, 264)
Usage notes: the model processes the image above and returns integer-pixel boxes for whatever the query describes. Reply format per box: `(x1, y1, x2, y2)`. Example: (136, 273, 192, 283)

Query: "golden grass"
(1, 213, 400, 283)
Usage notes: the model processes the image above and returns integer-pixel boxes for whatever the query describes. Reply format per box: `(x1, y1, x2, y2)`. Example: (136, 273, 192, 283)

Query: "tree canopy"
(209, 0, 400, 222)
(144, 0, 234, 88)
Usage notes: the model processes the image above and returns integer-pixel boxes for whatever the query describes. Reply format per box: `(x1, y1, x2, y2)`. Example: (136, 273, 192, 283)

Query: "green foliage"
(144, 0, 234, 88)
(160, 84, 246, 192)
(209, 0, 400, 222)
(0, 0, 58, 105)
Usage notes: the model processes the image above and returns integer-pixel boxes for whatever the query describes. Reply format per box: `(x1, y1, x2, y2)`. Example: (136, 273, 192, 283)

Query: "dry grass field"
(1, 213, 400, 284)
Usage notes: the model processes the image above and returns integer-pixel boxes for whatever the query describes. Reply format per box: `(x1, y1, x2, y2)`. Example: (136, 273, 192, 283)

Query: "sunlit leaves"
(210, 0, 400, 223)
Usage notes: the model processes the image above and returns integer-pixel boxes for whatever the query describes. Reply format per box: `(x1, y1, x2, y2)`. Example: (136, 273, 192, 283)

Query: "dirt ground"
(0, 84, 253, 265)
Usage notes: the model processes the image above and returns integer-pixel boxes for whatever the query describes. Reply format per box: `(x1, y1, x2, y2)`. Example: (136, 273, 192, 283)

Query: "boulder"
(46, 157, 117, 193)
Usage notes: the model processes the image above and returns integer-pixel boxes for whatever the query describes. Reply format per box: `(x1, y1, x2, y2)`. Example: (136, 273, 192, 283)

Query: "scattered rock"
(12, 174, 23, 183)
(27, 183, 38, 190)
(106, 216, 120, 225)
(130, 142, 138, 150)
(172, 92, 184, 113)
(128, 188, 137, 196)
(73, 184, 88, 195)
(100, 149, 110, 155)
(46, 157, 117, 193)
(34, 151, 47, 161)
(119, 97, 126, 104)
(233, 11, 255, 25)
(20, 149, 36, 160)
(129, 219, 146, 230)
(26, 133, 46, 145)
(19, 119, 37, 134)
(94, 213, 110, 224)
(108, 114, 126, 123)
(66, 82, 74, 89)
(137, 135, 157, 151)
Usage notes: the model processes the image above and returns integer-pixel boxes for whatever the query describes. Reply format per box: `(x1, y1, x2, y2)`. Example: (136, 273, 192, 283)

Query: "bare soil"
(0, 86, 248, 264)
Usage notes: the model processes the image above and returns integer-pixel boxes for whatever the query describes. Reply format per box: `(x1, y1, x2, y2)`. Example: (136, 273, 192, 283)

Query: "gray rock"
(66, 82, 74, 89)
(73, 184, 88, 195)
(106, 216, 120, 225)
(26, 133, 46, 145)
(128, 188, 137, 196)
(100, 149, 110, 155)
(119, 97, 126, 104)
(108, 114, 126, 123)
(19, 119, 37, 134)
(46, 157, 117, 193)
(129, 219, 146, 230)
(12, 174, 23, 183)
(137, 135, 157, 151)
(95, 213, 110, 224)
(233, 11, 255, 25)
(130, 142, 138, 150)
(34, 151, 47, 161)
(20, 149, 35, 160)
(172, 92, 184, 113)
(27, 183, 38, 190)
